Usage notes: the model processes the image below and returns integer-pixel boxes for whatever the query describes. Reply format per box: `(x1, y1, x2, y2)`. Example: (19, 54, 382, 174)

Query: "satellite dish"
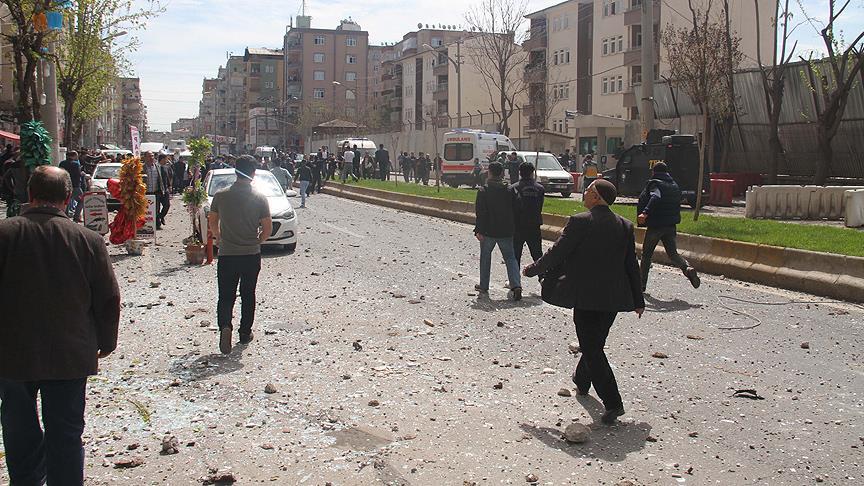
(418, 22, 423, 29)
(425, 24, 430, 29)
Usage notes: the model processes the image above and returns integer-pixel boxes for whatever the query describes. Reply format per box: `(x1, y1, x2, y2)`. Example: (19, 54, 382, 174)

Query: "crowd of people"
(0, 136, 709, 485)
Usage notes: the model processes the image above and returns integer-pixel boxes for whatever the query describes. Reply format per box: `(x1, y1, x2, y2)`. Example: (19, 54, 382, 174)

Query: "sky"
(128, 0, 863, 132)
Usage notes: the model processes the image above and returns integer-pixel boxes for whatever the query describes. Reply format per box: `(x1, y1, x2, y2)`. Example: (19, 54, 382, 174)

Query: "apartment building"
(198, 78, 218, 138)
(525, 0, 772, 156)
(114, 77, 146, 147)
(244, 47, 284, 148)
(367, 44, 400, 129)
(282, 16, 370, 150)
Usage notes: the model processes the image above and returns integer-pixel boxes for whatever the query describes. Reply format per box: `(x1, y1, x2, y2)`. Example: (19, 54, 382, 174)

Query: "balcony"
(523, 31, 547, 52)
(624, 46, 658, 65)
(433, 62, 449, 76)
(624, 3, 660, 26)
(523, 64, 547, 84)
(622, 92, 637, 107)
(433, 83, 448, 101)
(390, 97, 403, 109)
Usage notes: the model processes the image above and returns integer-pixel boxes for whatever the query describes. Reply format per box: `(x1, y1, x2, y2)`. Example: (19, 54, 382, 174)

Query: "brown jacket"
(525, 205, 645, 312)
(0, 206, 120, 381)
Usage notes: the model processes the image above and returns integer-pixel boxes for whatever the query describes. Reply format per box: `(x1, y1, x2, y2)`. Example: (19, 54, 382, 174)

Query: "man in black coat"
(0, 166, 120, 485)
(636, 162, 700, 291)
(474, 162, 522, 301)
(375, 144, 390, 181)
(524, 179, 644, 424)
(511, 162, 545, 264)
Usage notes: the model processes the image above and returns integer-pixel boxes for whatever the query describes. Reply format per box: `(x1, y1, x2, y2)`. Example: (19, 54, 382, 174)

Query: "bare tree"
(525, 73, 562, 160)
(662, 0, 742, 219)
(798, 0, 864, 185)
(464, 0, 529, 136)
(717, 0, 738, 172)
(754, 0, 798, 184)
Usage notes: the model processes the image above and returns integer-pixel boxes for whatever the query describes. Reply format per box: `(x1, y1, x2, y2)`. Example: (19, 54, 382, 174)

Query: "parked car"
(203, 168, 298, 252)
(88, 162, 122, 210)
(512, 151, 575, 198)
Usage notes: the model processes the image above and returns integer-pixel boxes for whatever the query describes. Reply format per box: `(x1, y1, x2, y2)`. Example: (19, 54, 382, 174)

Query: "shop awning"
(0, 130, 20, 141)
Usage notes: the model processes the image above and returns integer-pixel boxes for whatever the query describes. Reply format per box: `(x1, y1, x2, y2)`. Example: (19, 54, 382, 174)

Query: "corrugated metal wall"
(649, 60, 864, 179)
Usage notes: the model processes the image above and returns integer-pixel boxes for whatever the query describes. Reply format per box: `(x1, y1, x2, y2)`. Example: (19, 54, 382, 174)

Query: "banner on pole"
(130, 125, 141, 156)
(82, 192, 108, 235)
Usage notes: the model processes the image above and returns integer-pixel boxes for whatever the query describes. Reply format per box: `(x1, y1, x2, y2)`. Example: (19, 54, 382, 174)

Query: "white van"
(337, 138, 376, 156)
(441, 129, 516, 187)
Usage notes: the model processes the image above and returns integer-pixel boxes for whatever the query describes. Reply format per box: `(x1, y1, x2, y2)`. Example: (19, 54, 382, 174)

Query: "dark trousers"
(217, 253, 262, 336)
(513, 227, 543, 264)
(379, 164, 389, 181)
(0, 378, 87, 486)
(640, 225, 690, 290)
(157, 192, 170, 225)
(311, 172, 322, 193)
(572, 310, 623, 410)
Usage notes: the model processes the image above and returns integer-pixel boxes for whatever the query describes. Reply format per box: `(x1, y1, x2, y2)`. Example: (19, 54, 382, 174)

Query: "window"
(562, 48, 570, 64)
(314, 35, 326, 45)
(617, 75, 623, 92)
(603, 0, 618, 16)
(264, 64, 275, 74)
(313, 88, 325, 99)
(562, 15, 569, 30)
(431, 38, 443, 47)
(346, 89, 355, 100)
(345, 71, 357, 81)
(346, 37, 357, 47)
(587, 21, 593, 39)
(313, 70, 325, 81)
(553, 50, 559, 65)
(617, 36, 624, 53)
(602, 38, 609, 55)
(313, 53, 325, 63)
(552, 17, 561, 32)
(602, 77, 609, 94)
(346, 54, 357, 64)
(250, 63, 261, 74)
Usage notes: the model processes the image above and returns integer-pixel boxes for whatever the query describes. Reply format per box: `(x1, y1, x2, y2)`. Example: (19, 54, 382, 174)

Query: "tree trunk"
(63, 96, 76, 148)
(718, 116, 733, 172)
(814, 125, 832, 186)
(766, 107, 783, 185)
(693, 112, 710, 221)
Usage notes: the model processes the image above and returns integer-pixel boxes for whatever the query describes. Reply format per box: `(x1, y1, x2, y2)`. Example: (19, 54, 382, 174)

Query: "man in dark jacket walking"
(511, 162, 545, 264)
(0, 166, 121, 485)
(375, 144, 390, 180)
(524, 179, 644, 424)
(474, 162, 522, 301)
(636, 162, 700, 291)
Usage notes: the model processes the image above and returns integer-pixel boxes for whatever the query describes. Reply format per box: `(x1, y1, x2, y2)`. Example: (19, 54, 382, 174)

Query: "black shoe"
(219, 327, 233, 354)
(474, 284, 488, 294)
(239, 332, 254, 344)
(508, 287, 522, 301)
(601, 405, 625, 425)
(685, 267, 701, 289)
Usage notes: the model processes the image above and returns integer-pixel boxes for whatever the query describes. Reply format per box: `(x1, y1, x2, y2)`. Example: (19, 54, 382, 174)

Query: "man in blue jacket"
(636, 162, 700, 291)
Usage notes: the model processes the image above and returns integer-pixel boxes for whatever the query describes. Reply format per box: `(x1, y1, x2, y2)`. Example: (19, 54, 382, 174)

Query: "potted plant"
(182, 180, 208, 264)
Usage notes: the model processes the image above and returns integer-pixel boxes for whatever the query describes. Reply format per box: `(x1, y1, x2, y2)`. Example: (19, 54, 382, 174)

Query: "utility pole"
(40, 41, 61, 164)
(640, 0, 655, 140)
(456, 38, 463, 128)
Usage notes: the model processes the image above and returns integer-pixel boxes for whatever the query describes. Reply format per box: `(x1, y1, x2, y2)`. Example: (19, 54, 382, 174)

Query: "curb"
(320, 183, 864, 303)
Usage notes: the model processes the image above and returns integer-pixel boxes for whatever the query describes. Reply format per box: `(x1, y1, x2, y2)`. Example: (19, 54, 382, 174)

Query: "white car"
(89, 163, 122, 210)
(513, 151, 575, 198)
(204, 168, 298, 252)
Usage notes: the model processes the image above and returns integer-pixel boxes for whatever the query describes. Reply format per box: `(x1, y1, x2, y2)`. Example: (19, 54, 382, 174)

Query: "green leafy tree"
(0, 0, 61, 123)
(55, 0, 162, 148)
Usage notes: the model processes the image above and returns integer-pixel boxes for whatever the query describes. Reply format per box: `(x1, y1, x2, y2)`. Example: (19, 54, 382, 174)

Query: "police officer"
(510, 161, 545, 265)
(636, 162, 700, 291)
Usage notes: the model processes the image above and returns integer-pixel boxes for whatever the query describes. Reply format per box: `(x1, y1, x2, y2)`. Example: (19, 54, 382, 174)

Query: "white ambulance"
(441, 129, 516, 187)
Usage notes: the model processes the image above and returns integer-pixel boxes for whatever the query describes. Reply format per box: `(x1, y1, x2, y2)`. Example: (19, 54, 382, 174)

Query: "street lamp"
(423, 41, 463, 128)
(101, 30, 128, 43)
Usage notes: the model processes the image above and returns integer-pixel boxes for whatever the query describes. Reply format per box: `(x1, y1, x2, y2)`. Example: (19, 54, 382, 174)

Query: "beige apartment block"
(526, 0, 773, 157)
(283, 16, 370, 150)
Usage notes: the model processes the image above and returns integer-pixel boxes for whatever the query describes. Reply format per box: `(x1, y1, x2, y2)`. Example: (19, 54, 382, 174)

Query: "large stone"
(563, 422, 591, 443)
(161, 435, 179, 455)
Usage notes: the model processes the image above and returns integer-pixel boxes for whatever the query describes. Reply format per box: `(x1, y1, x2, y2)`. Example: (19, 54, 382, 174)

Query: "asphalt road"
(1, 193, 862, 485)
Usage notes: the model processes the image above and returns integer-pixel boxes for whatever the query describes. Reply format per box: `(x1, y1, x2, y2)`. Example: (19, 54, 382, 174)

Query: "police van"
(441, 129, 516, 187)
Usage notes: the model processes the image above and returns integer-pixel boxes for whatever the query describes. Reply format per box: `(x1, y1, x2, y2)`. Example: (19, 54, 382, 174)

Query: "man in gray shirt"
(207, 156, 272, 354)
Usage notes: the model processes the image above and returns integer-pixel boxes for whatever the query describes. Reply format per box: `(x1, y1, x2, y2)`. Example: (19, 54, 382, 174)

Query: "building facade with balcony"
(282, 16, 370, 152)
(525, 0, 773, 157)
